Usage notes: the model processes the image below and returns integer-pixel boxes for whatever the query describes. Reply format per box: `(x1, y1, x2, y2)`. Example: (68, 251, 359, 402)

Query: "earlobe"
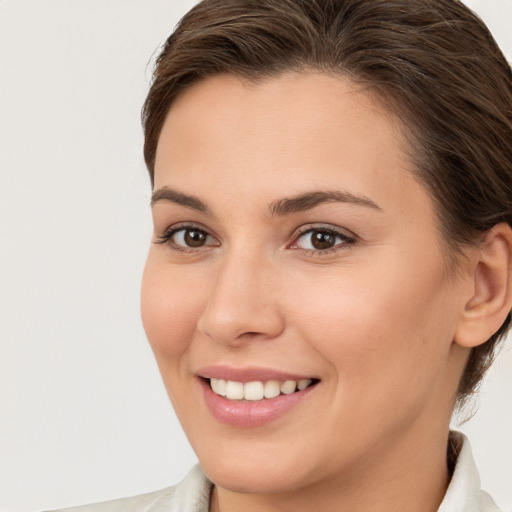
(455, 223, 512, 348)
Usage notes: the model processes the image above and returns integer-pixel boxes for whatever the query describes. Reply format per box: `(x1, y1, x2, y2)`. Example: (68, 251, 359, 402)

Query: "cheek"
(140, 257, 203, 362)
(288, 259, 456, 397)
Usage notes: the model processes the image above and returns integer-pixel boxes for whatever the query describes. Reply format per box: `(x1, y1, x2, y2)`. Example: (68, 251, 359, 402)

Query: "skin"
(141, 72, 505, 512)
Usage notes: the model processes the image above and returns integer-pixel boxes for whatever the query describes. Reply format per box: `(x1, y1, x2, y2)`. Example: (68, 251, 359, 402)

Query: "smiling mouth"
(207, 378, 319, 401)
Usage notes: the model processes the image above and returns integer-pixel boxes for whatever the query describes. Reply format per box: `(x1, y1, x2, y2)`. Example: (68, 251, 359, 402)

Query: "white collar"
(438, 431, 502, 512)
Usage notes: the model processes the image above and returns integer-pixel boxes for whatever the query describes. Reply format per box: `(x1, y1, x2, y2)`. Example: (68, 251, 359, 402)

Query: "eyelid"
(154, 222, 220, 249)
(153, 221, 355, 255)
(288, 224, 356, 252)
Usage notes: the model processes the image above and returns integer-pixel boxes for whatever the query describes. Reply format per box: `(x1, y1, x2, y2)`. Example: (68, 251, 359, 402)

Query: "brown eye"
(293, 227, 354, 253)
(183, 229, 207, 247)
(310, 231, 336, 250)
(165, 227, 217, 249)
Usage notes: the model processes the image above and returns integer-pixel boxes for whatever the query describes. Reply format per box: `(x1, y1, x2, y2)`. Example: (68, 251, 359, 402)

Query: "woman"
(52, 0, 512, 510)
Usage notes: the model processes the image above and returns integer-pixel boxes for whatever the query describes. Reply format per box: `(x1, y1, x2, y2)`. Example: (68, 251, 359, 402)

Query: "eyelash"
(154, 223, 356, 256)
(290, 225, 356, 255)
(154, 223, 216, 253)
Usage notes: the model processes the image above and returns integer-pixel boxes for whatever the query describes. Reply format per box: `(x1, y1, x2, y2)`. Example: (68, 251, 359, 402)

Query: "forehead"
(159, 72, 403, 146)
(154, 72, 430, 221)
(157, 73, 406, 166)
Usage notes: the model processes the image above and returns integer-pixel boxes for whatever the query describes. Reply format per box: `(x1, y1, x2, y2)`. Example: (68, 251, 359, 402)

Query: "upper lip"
(196, 365, 318, 383)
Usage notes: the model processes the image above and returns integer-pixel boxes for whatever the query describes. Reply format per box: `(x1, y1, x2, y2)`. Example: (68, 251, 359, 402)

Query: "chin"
(185, 425, 335, 496)
(200, 455, 314, 495)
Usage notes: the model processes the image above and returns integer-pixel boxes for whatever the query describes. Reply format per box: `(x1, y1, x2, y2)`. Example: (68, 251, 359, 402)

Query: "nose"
(196, 249, 285, 347)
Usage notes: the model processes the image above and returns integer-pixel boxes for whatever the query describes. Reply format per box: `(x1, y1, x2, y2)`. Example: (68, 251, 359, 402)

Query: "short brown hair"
(142, 0, 512, 406)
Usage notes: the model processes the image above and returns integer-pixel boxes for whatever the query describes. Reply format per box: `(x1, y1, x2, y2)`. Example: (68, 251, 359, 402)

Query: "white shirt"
(48, 432, 503, 512)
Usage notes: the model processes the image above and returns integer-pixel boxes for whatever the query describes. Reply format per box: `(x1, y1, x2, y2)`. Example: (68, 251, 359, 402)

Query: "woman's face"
(141, 73, 471, 494)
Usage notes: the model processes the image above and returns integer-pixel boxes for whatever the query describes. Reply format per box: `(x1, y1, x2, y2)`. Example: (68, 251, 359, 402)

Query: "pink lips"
(196, 366, 318, 427)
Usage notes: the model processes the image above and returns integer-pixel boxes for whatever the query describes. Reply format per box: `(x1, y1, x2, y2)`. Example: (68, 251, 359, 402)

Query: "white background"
(1, 1, 511, 511)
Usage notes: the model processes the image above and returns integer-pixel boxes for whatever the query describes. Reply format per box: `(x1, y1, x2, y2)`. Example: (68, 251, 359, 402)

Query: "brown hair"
(142, 0, 512, 406)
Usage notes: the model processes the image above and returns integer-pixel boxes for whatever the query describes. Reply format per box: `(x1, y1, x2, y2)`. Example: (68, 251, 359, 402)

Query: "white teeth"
(264, 380, 281, 399)
(298, 379, 312, 391)
(210, 378, 226, 396)
(280, 380, 297, 395)
(225, 380, 244, 400)
(209, 378, 315, 400)
(244, 381, 264, 401)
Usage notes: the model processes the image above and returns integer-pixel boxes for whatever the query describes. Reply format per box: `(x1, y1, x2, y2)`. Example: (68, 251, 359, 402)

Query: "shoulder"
(45, 465, 212, 512)
(47, 487, 176, 512)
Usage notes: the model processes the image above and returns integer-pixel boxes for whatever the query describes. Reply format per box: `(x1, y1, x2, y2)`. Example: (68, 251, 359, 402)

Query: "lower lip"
(199, 378, 317, 427)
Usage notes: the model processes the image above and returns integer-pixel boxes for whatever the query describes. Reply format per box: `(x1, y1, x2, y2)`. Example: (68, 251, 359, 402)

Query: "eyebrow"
(151, 187, 210, 214)
(269, 190, 382, 216)
(151, 187, 381, 216)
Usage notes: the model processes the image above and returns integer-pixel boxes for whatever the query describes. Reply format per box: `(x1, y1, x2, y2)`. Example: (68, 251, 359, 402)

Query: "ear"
(455, 223, 512, 348)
